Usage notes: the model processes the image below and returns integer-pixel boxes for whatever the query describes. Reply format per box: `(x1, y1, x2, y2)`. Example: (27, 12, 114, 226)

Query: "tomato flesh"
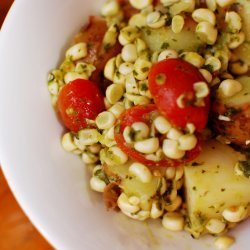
(115, 105, 202, 167)
(57, 79, 105, 132)
(148, 58, 210, 131)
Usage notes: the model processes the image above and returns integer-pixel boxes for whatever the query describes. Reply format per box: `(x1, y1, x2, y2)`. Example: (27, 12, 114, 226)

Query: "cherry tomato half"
(148, 58, 210, 131)
(57, 79, 105, 132)
(114, 104, 202, 167)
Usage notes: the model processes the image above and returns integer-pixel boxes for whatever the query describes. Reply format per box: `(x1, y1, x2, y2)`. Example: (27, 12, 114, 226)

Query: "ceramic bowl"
(0, 1, 249, 249)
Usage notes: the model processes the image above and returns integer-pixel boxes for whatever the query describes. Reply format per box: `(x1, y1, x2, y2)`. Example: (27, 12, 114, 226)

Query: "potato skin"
(211, 100, 250, 148)
(74, 16, 122, 91)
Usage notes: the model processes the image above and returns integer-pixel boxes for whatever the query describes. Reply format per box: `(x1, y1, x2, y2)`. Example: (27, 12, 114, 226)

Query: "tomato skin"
(115, 105, 202, 167)
(119, 104, 157, 131)
(57, 79, 105, 132)
(148, 58, 210, 131)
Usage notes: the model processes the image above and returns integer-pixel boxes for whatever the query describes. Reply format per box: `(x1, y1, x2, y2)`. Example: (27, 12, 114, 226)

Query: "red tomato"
(57, 79, 105, 132)
(114, 105, 202, 167)
(148, 58, 210, 131)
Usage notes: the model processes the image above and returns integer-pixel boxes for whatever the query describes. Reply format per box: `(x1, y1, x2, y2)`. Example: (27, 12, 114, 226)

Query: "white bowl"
(0, 1, 249, 249)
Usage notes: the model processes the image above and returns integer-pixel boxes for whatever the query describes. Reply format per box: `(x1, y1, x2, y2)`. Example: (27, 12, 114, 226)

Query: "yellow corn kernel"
(106, 84, 124, 104)
(162, 212, 184, 231)
(129, 162, 153, 183)
(66, 42, 87, 61)
(214, 236, 235, 250)
(134, 138, 159, 154)
(192, 8, 216, 26)
(129, 0, 153, 10)
(196, 21, 218, 45)
(101, 0, 120, 16)
(96, 111, 116, 130)
(121, 44, 138, 62)
(225, 11, 242, 33)
(193, 81, 210, 98)
(218, 79, 242, 97)
(171, 15, 185, 33)
(104, 57, 116, 81)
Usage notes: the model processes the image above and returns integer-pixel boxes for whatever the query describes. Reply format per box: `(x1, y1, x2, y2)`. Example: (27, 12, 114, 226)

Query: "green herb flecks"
(237, 160, 250, 178)
(161, 42, 170, 49)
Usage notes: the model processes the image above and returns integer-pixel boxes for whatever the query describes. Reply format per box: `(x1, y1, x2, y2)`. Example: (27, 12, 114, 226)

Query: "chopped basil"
(141, 66, 149, 73)
(237, 160, 250, 178)
(94, 169, 110, 184)
(223, 107, 240, 117)
(161, 42, 169, 49)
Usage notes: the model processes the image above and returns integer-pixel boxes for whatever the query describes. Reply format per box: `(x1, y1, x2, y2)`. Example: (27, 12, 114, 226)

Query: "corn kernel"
(104, 57, 116, 81)
(121, 44, 138, 62)
(129, 0, 153, 10)
(147, 11, 166, 29)
(192, 8, 216, 26)
(167, 128, 183, 140)
(196, 21, 218, 45)
(216, 0, 235, 8)
(106, 83, 124, 104)
(194, 81, 210, 98)
(129, 162, 153, 183)
(66, 43, 87, 61)
(171, 15, 185, 33)
(205, 56, 221, 72)
(154, 116, 172, 134)
(178, 134, 197, 150)
(228, 32, 245, 49)
(206, 219, 226, 234)
(129, 13, 147, 27)
(206, 0, 217, 11)
(134, 138, 159, 154)
(158, 50, 178, 61)
(131, 122, 150, 140)
(101, 0, 120, 16)
(225, 11, 242, 33)
(181, 52, 205, 68)
(229, 61, 249, 75)
(61, 132, 77, 152)
(120, 26, 141, 44)
(162, 212, 184, 231)
(214, 236, 235, 250)
(218, 79, 242, 97)
(118, 193, 140, 213)
(222, 205, 248, 222)
(199, 69, 213, 83)
(163, 139, 185, 159)
(90, 176, 106, 192)
(134, 58, 152, 81)
(96, 111, 116, 130)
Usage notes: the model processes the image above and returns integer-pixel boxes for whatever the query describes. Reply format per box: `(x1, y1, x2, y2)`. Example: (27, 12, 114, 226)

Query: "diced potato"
(184, 140, 250, 237)
(223, 76, 250, 106)
(121, 175, 160, 198)
(105, 162, 160, 198)
(141, 26, 204, 52)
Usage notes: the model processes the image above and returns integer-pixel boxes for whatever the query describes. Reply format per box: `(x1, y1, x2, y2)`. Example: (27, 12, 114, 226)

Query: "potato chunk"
(184, 140, 250, 237)
(104, 162, 160, 199)
(141, 25, 204, 53)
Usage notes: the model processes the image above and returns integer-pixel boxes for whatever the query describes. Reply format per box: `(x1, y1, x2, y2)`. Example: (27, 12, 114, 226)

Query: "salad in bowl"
(47, 0, 250, 249)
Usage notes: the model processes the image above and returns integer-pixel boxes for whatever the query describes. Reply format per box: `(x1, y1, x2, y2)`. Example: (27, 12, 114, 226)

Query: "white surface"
(0, 1, 249, 250)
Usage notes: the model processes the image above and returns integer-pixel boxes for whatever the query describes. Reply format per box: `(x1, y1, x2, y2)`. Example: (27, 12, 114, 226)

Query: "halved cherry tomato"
(114, 105, 202, 167)
(148, 58, 210, 131)
(57, 79, 105, 132)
